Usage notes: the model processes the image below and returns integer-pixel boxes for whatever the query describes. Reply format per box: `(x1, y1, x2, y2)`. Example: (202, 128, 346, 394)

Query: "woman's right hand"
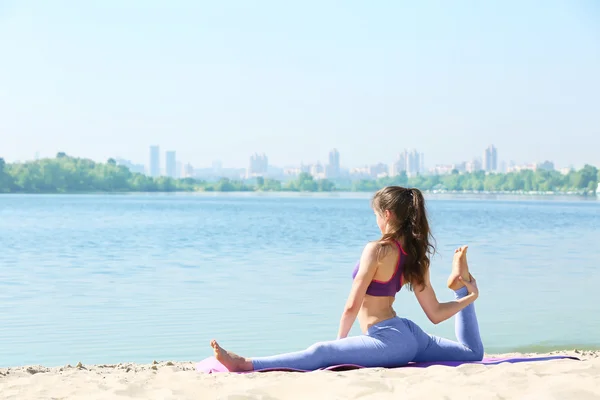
(459, 275, 479, 299)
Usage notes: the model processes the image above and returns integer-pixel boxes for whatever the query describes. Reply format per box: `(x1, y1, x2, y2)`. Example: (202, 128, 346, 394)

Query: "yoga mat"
(196, 355, 580, 374)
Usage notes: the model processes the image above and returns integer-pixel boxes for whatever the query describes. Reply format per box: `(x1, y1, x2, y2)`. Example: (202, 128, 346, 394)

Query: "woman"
(210, 186, 484, 371)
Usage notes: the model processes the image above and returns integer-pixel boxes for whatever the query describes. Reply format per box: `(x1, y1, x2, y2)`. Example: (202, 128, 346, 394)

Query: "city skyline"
(1, 2, 599, 169)
(105, 143, 575, 181)
(1, 141, 589, 172)
(0, 138, 593, 173)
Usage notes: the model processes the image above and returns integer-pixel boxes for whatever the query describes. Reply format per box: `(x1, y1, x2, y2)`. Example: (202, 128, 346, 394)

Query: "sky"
(1, 0, 599, 170)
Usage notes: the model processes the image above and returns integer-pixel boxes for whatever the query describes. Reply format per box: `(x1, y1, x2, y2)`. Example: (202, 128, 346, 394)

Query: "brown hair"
(371, 186, 435, 291)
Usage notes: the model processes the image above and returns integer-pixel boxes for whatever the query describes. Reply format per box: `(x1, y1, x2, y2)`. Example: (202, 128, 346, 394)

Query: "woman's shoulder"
(361, 241, 380, 256)
(364, 239, 401, 263)
(363, 239, 393, 251)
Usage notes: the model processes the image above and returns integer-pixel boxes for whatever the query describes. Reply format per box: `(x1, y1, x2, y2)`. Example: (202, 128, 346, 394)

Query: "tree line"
(0, 153, 598, 194)
(0, 153, 335, 194)
(351, 165, 599, 194)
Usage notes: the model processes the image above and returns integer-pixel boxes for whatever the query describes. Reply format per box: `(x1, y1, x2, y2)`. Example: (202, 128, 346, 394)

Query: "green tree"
(262, 178, 282, 191)
(572, 165, 598, 189)
(352, 179, 379, 192)
(0, 157, 14, 192)
(318, 179, 335, 191)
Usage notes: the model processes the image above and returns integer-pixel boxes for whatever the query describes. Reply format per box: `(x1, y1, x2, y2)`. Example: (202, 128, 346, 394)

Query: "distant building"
(407, 150, 421, 177)
(431, 164, 455, 175)
(507, 161, 554, 173)
(453, 161, 466, 173)
(369, 163, 389, 178)
(391, 149, 422, 177)
(212, 160, 223, 176)
(194, 166, 245, 180)
(165, 151, 177, 178)
(391, 152, 407, 176)
(310, 162, 326, 179)
(326, 148, 340, 178)
(349, 166, 371, 178)
(149, 146, 160, 177)
(483, 145, 498, 172)
(284, 167, 301, 176)
(507, 163, 536, 173)
(499, 160, 507, 173)
(182, 163, 195, 178)
(246, 153, 268, 178)
(300, 163, 311, 174)
(115, 158, 145, 174)
(465, 159, 482, 173)
(430, 161, 469, 175)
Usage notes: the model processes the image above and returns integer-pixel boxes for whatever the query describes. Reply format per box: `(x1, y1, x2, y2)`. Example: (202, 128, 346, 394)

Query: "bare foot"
(210, 340, 253, 372)
(447, 245, 472, 290)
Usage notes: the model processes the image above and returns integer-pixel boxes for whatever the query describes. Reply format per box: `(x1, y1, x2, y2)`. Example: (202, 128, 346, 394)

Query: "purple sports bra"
(351, 241, 407, 297)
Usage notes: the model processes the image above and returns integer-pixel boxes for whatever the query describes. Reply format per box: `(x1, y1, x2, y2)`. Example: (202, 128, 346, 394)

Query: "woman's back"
(355, 240, 407, 332)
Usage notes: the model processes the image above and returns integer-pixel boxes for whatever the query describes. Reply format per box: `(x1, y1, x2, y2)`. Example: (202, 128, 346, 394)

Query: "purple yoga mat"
(196, 355, 579, 373)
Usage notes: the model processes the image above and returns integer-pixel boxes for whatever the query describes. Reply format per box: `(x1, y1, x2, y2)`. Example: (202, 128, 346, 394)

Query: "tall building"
(182, 163, 195, 178)
(391, 151, 407, 176)
(246, 153, 268, 178)
(407, 149, 421, 177)
(165, 151, 177, 178)
(483, 145, 498, 172)
(369, 163, 388, 178)
(326, 148, 340, 178)
(391, 149, 422, 177)
(149, 145, 160, 177)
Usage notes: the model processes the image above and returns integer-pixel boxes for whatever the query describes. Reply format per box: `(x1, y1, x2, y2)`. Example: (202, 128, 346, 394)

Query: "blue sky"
(1, 0, 598, 169)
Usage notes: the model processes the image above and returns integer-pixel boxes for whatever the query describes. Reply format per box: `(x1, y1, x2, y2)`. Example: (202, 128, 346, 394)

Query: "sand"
(1, 350, 598, 400)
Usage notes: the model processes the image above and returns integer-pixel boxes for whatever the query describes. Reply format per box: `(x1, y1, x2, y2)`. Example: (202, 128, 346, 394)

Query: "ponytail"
(402, 188, 435, 290)
(372, 186, 436, 291)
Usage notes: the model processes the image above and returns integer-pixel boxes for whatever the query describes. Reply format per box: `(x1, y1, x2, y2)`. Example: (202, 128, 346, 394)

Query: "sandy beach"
(0, 350, 598, 400)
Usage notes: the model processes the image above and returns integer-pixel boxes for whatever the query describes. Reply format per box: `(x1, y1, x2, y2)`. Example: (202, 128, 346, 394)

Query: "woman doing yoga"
(210, 186, 484, 371)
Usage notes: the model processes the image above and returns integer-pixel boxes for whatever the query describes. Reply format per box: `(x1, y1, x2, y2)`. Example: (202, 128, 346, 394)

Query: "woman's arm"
(336, 242, 380, 339)
(413, 269, 478, 325)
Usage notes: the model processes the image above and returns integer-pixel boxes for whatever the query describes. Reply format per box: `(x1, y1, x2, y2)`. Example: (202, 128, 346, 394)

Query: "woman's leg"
(211, 318, 419, 372)
(252, 336, 388, 371)
(409, 286, 484, 362)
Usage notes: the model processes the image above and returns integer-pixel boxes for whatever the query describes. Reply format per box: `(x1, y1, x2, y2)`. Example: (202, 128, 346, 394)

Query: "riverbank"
(2, 154, 598, 195)
(0, 189, 597, 197)
(0, 351, 597, 400)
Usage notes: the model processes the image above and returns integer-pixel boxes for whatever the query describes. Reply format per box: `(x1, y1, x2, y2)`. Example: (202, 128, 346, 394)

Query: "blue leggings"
(251, 287, 483, 371)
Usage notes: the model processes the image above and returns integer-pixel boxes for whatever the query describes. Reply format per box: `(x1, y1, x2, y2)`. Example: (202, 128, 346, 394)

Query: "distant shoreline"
(2, 155, 598, 196)
(0, 189, 597, 198)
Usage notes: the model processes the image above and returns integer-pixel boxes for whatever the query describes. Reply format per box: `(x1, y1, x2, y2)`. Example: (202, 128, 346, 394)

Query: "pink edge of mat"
(195, 355, 580, 374)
